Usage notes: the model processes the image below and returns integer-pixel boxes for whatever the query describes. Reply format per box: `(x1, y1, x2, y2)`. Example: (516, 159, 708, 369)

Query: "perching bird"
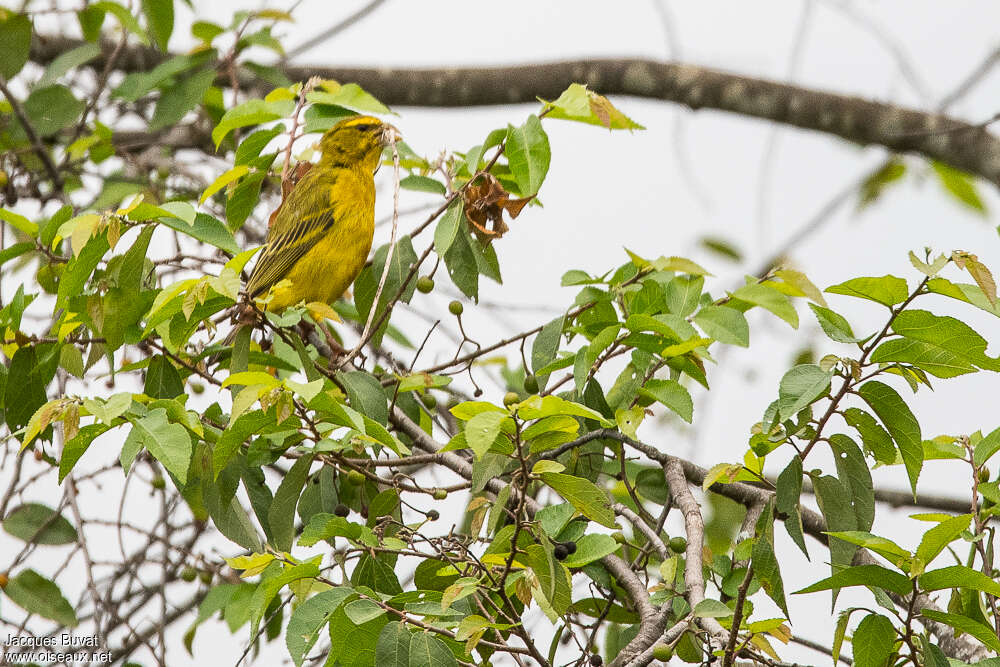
(216, 115, 400, 359)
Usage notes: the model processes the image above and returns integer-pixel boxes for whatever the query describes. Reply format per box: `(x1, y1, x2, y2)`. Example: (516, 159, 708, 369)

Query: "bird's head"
(318, 115, 401, 172)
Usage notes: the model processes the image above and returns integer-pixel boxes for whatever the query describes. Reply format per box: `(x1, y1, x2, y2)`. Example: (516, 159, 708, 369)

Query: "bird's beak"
(381, 124, 402, 146)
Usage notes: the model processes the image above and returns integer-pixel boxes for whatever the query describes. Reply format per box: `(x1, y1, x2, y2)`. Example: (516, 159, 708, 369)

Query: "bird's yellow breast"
(264, 168, 375, 312)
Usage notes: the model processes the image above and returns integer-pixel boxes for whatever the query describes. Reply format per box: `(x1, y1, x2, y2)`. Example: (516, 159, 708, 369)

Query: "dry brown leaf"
(462, 172, 533, 245)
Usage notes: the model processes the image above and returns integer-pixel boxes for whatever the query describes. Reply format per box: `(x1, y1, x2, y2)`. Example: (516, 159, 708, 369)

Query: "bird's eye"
(353, 124, 376, 132)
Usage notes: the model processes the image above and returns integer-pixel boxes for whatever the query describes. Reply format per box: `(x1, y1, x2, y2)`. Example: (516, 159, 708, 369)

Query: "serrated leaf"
(857, 381, 922, 496)
(540, 472, 616, 528)
(4, 569, 78, 627)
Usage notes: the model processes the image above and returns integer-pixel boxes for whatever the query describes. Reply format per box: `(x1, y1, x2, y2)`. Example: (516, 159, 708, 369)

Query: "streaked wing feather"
(246, 205, 336, 298)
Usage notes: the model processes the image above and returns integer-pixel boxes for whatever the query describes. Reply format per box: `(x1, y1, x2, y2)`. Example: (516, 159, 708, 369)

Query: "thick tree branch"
(29, 35, 1000, 186)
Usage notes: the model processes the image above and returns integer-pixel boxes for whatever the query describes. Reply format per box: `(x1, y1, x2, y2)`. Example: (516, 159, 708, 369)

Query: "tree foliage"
(2, 3, 1000, 667)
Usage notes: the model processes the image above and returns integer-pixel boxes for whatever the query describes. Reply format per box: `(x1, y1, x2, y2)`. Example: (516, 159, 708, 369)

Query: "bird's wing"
(245, 202, 337, 299)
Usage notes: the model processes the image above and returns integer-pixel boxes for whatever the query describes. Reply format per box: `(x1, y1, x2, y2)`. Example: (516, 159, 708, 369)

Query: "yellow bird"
(246, 115, 400, 311)
(216, 115, 399, 360)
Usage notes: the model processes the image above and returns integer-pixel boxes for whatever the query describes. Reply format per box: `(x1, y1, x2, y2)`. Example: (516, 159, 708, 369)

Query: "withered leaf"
(462, 172, 533, 245)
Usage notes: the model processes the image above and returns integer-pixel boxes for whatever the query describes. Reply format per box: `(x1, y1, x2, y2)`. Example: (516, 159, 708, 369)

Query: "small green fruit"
(669, 536, 687, 554)
(651, 643, 673, 661)
(612, 531, 626, 544)
(503, 391, 520, 407)
(416, 276, 435, 293)
(151, 476, 166, 490)
(420, 393, 437, 410)
(190, 381, 204, 395)
(523, 374, 539, 394)
(979, 468, 990, 483)
(432, 488, 448, 500)
(347, 469, 365, 486)
(180, 567, 197, 582)
(199, 570, 212, 584)
(448, 300, 464, 316)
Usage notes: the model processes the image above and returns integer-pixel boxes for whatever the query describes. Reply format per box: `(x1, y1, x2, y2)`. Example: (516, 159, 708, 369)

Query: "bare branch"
(28, 36, 1000, 187)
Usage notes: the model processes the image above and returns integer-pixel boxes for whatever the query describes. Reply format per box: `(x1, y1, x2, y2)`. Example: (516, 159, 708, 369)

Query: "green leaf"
(23, 85, 84, 137)
(664, 275, 704, 318)
(775, 457, 808, 557)
(131, 408, 193, 484)
(433, 198, 463, 257)
(159, 213, 240, 254)
(777, 364, 832, 420)
(974, 426, 1000, 467)
(562, 533, 619, 568)
(731, 283, 798, 328)
(639, 378, 692, 423)
(829, 434, 875, 531)
(852, 614, 896, 667)
(92, 1, 148, 42)
(693, 305, 749, 347)
(914, 514, 972, 566)
(927, 278, 1000, 318)
(0, 12, 32, 79)
(826, 275, 908, 307)
(212, 98, 293, 147)
(351, 554, 402, 595)
(842, 407, 897, 464)
(37, 43, 102, 88)
(793, 564, 911, 596)
(298, 514, 362, 547)
(443, 227, 479, 300)
(857, 381, 922, 495)
(4, 569, 78, 627)
(809, 303, 860, 343)
(249, 562, 319, 637)
(873, 309, 1000, 376)
(932, 161, 986, 215)
(506, 114, 550, 195)
(464, 411, 508, 459)
(5, 346, 49, 433)
(60, 423, 110, 483)
(150, 67, 214, 130)
(752, 529, 788, 617)
(517, 394, 611, 425)
(344, 598, 386, 625)
(375, 621, 411, 667)
(920, 609, 1000, 653)
(268, 454, 314, 551)
(540, 83, 644, 130)
(286, 587, 354, 666)
(693, 599, 734, 618)
(400, 175, 446, 196)
(919, 565, 1000, 598)
(407, 632, 458, 667)
(812, 475, 858, 577)
(0, 208, 37, 236)
(531, 316, 564, 389)
(141, 0, 174, 50)
(3, 503, 77, 545)
(338, 371, 388, 426)
(144, 355, 184, 398)
(305, 83, 390, 116)
(540, 472, 616, 528)
(824, 531, 910, 567)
